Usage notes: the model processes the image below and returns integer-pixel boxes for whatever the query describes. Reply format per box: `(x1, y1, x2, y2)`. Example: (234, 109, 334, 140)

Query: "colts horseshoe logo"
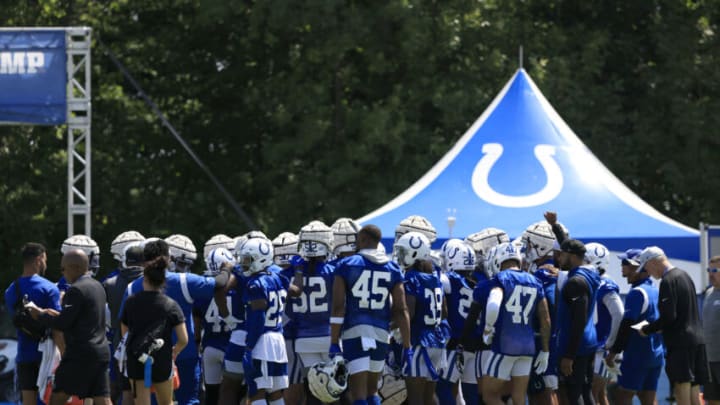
(258, 242, 271, 255)
(408, 236, 423, 250)
(471, 143, 563, 207)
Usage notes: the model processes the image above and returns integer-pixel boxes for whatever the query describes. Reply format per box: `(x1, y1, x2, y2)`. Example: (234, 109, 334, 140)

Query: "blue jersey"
(194, 287, 239, 351)
(595, 276, 620, 348)
(124, 271, 216, 360)
(244, 271, 289, 344)
(56, 276, 70, 294)
(623, 278, 664, 366)
(471, 277, 495, 337)
(5, 275, 62, 362)
(288, 257, 334, 339)
(443, 271, 474, 339)
(491, 270, 545, 356)
(334, 253, 404, 331)
(101, 268, 120, 283)
(278, 267, 296, 339)
(404, 269, 444, 348)
(556, 267, 600, 357)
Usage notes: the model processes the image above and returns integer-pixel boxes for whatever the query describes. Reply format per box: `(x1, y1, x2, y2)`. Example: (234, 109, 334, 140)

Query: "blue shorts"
(223, 342, 246, 376)
(342, 336, 389, 375)
(618, 361, 664, 392)
(245, 359, 288, 396)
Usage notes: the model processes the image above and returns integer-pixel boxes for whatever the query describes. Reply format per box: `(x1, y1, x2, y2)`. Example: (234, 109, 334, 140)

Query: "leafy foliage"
(1, 0, 719, 286)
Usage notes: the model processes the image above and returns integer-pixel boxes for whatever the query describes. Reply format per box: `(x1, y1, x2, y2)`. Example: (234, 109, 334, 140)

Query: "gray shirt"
(703, 287, 720, 361)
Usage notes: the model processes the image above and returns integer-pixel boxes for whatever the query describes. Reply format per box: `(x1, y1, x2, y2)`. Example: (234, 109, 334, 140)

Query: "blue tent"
(357, 69, 701, 291)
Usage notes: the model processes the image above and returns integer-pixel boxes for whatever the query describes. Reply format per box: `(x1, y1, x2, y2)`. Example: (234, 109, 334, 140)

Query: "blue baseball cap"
(617, 249, 642, 266)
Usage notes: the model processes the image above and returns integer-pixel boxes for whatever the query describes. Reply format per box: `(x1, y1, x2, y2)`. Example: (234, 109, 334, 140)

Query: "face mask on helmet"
(331, 218, 360, 256)
(272, 232, 298, 266)
(522, 222, 556, 263)
(299, 221, 333, 259)
(308, 357, 348, 403)
(300, 240, 329, 258)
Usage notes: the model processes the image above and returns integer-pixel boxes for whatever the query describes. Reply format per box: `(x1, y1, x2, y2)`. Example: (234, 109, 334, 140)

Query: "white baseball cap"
(636, 246, 665, 272)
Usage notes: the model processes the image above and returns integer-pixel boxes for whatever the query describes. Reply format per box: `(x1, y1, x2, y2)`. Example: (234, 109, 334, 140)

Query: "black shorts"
(703, 361, 720, 401)
(53, 359, 110, 399)
(561, 354, 594, 387)
(665, 344, 709, 385)
(16, 361, 40, 391)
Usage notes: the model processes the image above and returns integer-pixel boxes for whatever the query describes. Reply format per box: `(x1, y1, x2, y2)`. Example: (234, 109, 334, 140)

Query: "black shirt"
(103, 267, 143, 347)
(121, 290, 185, 381)
(643, 267, 703, 348)
(40, 274, 110, 361)
(561, 275, 591, 358)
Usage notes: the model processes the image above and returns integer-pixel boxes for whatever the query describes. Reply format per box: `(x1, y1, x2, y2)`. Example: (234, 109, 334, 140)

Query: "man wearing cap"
(702, 255, 720, 405)
(555, 239, 601, 405)
(103, 243, 145, 405)
(637, 246, 708, 405)
(605, 249, 664, 405)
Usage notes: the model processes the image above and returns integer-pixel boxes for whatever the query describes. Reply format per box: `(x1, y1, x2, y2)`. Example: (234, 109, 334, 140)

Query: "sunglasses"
(708, 267, 720, 274)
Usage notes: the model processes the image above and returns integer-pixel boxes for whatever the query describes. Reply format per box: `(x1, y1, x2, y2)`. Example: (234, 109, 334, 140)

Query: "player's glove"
(329, 343, 343, 360)
(534, 351, 550, 374)
(482, 326, 495, 346)
(402, 347, 414, 375)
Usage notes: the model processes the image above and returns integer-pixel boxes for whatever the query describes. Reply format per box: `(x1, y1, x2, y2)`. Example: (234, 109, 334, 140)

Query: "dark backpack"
(11, 280, 47, 341)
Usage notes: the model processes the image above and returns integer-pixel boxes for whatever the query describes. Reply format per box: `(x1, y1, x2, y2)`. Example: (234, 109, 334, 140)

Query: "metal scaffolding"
(66, 27, 92, 237)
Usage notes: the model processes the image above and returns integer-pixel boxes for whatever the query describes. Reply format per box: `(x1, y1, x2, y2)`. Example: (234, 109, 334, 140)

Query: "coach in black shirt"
(638, 246, 708, 405)
(29, 249, 111, 405)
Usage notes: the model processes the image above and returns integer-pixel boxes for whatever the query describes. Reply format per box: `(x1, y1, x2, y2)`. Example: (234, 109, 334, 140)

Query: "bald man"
(29, 249, 111, 405)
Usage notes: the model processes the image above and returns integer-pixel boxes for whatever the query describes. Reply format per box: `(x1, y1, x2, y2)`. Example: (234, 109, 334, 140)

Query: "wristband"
(330, 317, 344, 325)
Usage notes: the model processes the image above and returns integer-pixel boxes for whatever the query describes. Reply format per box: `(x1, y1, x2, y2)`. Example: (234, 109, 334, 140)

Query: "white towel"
(114, 331, 128, 376)
(37, 338, 60, 399)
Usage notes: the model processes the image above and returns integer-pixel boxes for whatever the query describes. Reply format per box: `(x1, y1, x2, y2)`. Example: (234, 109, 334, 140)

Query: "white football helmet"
(393, 231, 431, 269)
(272, 232, 299, 266)
(395, 215, 437, 243)
(110, 231, 145, 262)
(584, 242, 610, 273)
(203, 234, 234, 262)
(299, 221, 333, 258)
(245, 230, 270, 241)
(237, 238, 274, 276)
(165, 234, 197, 271)
(204, 247, 235, 276)
(443, 239, 476, 273)
(61, 234, 101, 274)
(493, 242, 523, 270)
(464, 228, 510, 259)
(485, 245, 500, 277)
(307, 357, 348, 403)
(522, 222, 557, 263)
(331, 218, 360, 256)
